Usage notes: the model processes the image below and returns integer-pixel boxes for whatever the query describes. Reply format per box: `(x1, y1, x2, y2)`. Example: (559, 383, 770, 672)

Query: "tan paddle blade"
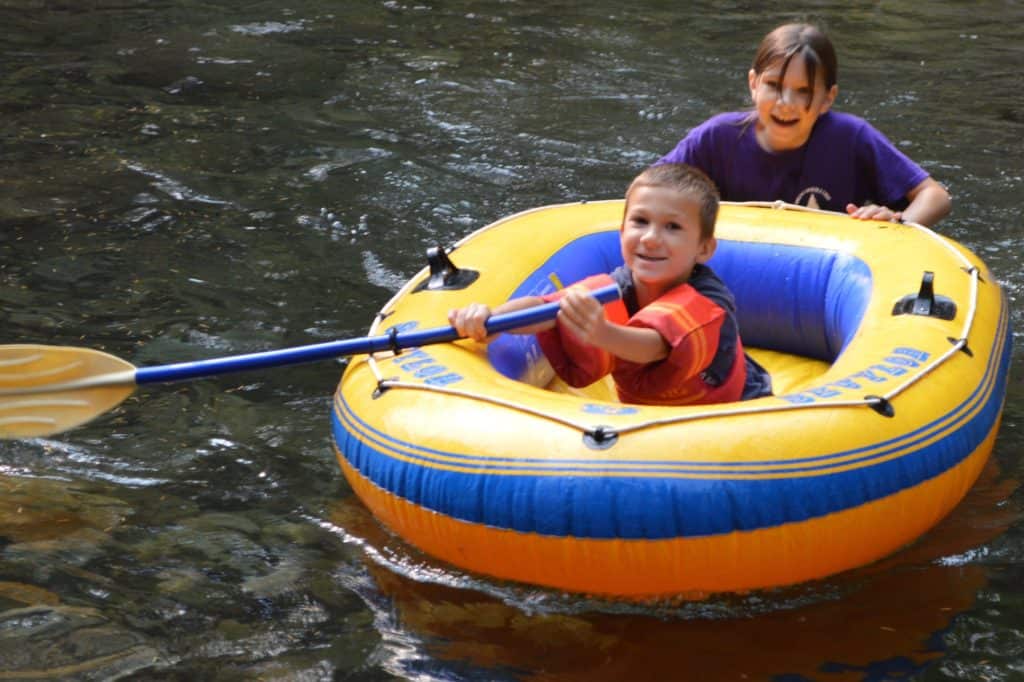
(0, 345, 138, 439)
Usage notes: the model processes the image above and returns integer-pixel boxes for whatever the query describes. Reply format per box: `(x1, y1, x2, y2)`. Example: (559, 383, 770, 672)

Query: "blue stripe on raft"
(333, 303, 1011, 540)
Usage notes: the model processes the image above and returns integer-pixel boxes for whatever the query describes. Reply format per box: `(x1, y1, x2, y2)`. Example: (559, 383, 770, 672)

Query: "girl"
(658, 23, 951, 227)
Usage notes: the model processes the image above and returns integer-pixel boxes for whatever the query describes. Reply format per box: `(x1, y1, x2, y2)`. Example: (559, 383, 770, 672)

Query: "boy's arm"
(585, 323, 670, 363)
(556, 288, 669, 363)
(448, 295, 550, 342)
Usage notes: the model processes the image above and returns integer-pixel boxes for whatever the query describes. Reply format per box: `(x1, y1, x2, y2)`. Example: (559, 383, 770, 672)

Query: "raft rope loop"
(360, 202, 984, 440)
(361, 377, 602, 433)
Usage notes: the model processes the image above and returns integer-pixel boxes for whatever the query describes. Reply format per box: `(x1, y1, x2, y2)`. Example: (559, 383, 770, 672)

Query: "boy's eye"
(667, 222, 682, 231)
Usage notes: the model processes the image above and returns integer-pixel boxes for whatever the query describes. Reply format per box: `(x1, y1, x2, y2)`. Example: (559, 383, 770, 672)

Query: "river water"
(1, 2, 1023, 680)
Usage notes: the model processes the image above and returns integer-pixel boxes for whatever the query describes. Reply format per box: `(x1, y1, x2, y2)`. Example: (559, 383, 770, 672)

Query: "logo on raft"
(582, 403, 639, 415)
(385, 330, 930, 410)
(389, 347, 464, 386)
(780, 347, 931, 405)
(386, 322, 464, 387)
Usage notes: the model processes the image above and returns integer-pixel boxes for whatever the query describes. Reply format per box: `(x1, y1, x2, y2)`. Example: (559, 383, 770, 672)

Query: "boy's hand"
(448, 303, 493, 342)
(557, 287, 608, 345)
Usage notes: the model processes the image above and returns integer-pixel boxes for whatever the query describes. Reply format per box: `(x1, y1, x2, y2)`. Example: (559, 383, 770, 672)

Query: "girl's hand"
(448, 303, 493, 342)
(556, 287, 608, 345)
(846, 202, 902, 223)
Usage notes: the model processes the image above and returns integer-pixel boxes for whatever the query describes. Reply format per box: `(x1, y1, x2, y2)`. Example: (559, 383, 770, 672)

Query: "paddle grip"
(484, 282, 622, 335)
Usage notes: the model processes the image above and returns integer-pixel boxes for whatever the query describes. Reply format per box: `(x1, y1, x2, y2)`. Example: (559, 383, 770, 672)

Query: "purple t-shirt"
(658, 111, 929, 212)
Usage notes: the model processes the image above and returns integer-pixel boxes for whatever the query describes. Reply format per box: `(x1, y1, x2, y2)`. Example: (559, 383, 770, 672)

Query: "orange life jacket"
(536, 274, 748, 405)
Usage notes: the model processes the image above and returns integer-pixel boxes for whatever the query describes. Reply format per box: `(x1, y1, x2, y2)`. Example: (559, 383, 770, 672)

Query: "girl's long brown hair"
(752, 23, 838, 109)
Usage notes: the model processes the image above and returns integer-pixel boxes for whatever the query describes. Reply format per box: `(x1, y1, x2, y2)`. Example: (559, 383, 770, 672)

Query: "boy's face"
(620, 185, 715, 302)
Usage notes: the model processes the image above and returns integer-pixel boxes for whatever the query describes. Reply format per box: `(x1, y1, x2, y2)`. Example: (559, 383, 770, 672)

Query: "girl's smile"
(749, 52, 837, 152)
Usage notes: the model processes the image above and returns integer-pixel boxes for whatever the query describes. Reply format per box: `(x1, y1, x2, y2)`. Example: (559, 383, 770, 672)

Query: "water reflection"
(325, 460, 1019, 680)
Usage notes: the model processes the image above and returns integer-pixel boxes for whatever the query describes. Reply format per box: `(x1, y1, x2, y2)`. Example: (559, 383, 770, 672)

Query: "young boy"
(449, 163, 771, 405)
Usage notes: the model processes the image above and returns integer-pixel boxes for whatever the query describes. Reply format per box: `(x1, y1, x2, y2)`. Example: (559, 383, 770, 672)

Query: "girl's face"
(620, 185, 715, 305)
(748, 52, 838, 152)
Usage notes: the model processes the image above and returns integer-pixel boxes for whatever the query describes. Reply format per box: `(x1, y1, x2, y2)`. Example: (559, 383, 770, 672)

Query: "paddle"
(0, 283, 621, 439)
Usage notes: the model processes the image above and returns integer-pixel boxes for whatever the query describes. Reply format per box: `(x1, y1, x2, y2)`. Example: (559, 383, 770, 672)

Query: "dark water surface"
(2, 2, 1023, 679)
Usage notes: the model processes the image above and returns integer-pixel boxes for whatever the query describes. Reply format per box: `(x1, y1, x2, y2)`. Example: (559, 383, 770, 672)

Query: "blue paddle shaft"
(134, 283, 621, 385)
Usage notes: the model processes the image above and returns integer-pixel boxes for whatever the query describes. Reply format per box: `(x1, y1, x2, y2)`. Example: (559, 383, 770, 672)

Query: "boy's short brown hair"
(625, 163, 720, 240)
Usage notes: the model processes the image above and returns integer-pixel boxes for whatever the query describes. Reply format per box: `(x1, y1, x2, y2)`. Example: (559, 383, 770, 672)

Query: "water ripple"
(230, 21, 309, 36)
(122, 162, 237, 207)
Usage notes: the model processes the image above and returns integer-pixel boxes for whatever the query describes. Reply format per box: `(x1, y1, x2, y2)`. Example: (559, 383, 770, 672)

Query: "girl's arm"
(901, 177, 952, 227)
(845, 177, 952, 227)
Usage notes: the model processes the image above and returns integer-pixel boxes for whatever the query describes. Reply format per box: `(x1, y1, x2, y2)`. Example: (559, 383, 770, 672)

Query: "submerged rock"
(0, 581, 60, 607)
(0, 477, 130, 545)
(0, 605, 164, 678)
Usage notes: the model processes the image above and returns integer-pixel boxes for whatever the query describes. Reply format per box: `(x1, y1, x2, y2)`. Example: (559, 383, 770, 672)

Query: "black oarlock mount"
(892, 271, 956, 320)
(415, 245, 480, 292)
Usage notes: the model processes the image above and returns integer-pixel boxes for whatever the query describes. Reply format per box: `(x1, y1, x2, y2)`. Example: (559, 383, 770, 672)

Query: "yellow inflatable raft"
(332, 201, 1011, 597)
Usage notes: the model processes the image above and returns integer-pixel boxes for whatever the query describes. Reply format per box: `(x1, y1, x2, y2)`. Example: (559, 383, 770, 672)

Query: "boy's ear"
(697, 236, 717, 264)
(748, 69, 758, 102)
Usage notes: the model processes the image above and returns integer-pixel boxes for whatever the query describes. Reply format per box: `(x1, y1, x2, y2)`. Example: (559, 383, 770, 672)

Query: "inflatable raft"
(332, 201, 1011, 597)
